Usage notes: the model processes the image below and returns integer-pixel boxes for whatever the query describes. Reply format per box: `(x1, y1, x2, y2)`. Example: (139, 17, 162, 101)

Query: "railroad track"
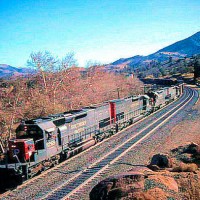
(1, 87, 198, 200)
(42, 87, 197, 200)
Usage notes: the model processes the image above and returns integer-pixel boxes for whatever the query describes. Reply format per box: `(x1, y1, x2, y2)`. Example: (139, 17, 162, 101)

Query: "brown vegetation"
(172, 163, 198, 172)
(0, 51, 143, 150)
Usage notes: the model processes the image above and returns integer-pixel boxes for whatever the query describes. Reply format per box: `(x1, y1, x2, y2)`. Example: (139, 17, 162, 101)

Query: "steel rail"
(64, 87, 197, 200)
(42, 88, 195, 200)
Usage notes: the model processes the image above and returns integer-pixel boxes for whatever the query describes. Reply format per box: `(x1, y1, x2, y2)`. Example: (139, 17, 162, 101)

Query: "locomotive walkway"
(1, 87, 199, 200)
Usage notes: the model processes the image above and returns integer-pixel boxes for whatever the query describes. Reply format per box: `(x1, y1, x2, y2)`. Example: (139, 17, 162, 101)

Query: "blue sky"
(0, 0, 200, 67)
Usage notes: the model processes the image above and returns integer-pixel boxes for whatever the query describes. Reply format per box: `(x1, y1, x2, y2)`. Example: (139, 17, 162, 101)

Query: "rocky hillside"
(0, 64, 34, 78)
(90, 143, 200, 200)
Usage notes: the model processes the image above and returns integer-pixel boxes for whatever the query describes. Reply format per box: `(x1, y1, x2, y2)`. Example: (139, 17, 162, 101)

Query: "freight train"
(0, 84, 184, 187)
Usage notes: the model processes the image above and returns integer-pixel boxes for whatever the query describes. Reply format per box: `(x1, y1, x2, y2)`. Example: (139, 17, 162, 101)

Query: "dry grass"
(172, 163, 198, 172)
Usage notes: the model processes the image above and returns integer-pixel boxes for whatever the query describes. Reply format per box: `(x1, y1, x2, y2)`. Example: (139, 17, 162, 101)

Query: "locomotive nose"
(8, 138, 35, 162)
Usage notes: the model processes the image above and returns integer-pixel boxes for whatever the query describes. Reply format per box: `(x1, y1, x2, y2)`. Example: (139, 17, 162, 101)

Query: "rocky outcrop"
(90, 166, 199, 200)
(171, 142, 199, 155)
(90, 143, 200, 200)
(90, 171, 146, 200)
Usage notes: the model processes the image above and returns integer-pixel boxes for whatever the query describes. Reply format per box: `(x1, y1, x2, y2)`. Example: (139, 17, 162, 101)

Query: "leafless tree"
(27, 51, 58, 93)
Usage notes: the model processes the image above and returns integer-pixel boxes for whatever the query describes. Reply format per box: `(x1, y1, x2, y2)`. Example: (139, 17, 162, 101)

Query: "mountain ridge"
(107, 31, 200, 70)
(1, 32, 200, 78)
(0, 64, 34, 78)
(154, 31, 200, 56)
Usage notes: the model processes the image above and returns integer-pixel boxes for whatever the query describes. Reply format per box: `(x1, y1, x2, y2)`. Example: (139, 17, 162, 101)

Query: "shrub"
(172, 163, 198, 172)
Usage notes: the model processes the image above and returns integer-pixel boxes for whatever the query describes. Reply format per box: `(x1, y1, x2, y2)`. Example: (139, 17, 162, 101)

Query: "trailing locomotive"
(0, 84, 184, 186)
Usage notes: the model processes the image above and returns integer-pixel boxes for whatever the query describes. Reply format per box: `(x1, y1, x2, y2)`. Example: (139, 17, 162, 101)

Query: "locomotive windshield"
(16, 125, 44, 149)
(16, 125, 43, 140)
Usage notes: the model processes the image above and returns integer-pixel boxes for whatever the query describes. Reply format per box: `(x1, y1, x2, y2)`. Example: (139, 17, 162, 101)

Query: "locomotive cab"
(146, 91, 157, 108)
(140, 95, 150, 112)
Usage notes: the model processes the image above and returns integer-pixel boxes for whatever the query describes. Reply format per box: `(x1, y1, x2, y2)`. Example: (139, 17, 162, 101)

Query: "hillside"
(155, 31, 200, 56)
(106, 31, 200, 77)
(0, 64, 34, 78)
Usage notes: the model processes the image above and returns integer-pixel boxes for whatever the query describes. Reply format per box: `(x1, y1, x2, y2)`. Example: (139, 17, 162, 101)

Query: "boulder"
(171, 142, 200, 165)
(178, 153, 196, 163)
(90, 171, 145, 200)
(90, 168, 182, 200)
(183, 142, 199, 154)
(172, 142, 199, 155)
(149, 154, 173, 168)
(172, 163, 198, 172)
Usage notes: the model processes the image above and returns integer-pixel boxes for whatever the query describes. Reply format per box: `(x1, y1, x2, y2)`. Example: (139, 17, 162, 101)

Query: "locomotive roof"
(110, 95, 140, 103)
(63, 109, 84, 114)
(110, 99, 122, 103)
(142, 95, 150, 99)
(131, 96, 140, 100)
(84, 102, 109, 109)
(24, 109, 88, 124)
(38, 121, 56, 132)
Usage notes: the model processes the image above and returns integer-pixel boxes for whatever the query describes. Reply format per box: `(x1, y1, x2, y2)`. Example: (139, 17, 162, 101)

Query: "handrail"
(13, 154, 21, 165)
(34, 138, 45, 153)
(35, 138, 44, 143)
(58, 107, 145, 150)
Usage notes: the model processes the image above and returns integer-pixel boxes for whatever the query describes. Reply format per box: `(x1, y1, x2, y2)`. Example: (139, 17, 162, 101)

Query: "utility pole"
(117, 87, 120, 99)
(0, 138, 5, 153)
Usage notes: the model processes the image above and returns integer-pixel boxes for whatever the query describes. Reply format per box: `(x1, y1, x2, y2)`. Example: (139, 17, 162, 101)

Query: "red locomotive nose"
(8, 138, 35, 162)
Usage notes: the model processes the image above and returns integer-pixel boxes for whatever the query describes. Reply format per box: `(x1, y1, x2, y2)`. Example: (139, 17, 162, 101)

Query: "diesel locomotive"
(0, 84, 184, 186)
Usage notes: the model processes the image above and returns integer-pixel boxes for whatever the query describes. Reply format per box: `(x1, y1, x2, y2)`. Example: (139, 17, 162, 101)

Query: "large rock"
(178, 153, 196, 163)
(149, 153, 173, 169)
(90, 171, 145, 200)
(183, 142, 199, 154)
(171, 142, 199, 155)
(171, 142, 200, 164)
(90, 168, 182, 200)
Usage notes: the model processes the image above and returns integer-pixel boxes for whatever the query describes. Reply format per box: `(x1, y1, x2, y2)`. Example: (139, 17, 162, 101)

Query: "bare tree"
(27, 51, 58, 93)
(85, 60, 102, 68)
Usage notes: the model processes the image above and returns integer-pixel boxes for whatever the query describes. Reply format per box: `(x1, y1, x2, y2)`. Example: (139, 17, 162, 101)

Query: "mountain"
(155, 31, 200, 56)
(107, 31, 200, 72)
(0, 64, 34, 78)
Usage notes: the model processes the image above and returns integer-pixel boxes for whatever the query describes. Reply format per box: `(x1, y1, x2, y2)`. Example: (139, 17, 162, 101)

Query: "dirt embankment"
(151, 87, 200, 155)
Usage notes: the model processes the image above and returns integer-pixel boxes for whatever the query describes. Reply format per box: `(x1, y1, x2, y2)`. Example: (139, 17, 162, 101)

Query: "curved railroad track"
(1, 87, 199, 200)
